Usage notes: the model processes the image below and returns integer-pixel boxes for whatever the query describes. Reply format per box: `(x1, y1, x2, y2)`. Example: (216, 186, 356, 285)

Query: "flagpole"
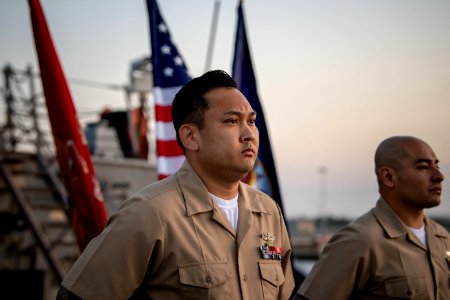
(204, 0, 221, 72)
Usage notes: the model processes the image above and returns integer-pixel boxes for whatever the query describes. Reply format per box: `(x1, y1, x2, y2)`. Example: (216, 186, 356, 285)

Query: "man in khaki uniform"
(57, 70, 294, 299)
(294, 136, 450, 300)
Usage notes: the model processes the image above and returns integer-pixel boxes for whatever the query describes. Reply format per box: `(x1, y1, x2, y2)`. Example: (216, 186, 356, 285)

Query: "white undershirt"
(210, 193, 239, 232)
(408, 224, 427, 248)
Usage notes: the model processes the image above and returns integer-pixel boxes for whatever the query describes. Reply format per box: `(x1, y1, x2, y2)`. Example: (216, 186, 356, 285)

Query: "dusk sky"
(1, 0, 449, 219)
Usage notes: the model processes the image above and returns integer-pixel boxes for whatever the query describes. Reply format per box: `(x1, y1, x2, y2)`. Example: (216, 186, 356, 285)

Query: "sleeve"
(296, 225, 372, 300)
(277, 204, 296, 300)
(61, 196, 165, 300)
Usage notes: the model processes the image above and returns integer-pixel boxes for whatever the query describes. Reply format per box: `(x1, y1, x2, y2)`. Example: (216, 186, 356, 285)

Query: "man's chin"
(424, 198, 441, 209)
(237, 167, 256, 183)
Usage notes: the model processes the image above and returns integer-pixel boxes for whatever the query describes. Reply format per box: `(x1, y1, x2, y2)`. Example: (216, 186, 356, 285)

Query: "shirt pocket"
(258, 261, 285, 299)
(384, 277, 428, 299)
(178, 261, 231, 299)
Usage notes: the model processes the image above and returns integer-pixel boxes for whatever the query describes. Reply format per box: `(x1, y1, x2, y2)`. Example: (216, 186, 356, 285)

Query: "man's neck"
(203, 179, 239, 200)
(385, 198, 425, 228)
(399, 212, 425, 229)
(188, 158, 242, 199)
(191, 169, 238, 200)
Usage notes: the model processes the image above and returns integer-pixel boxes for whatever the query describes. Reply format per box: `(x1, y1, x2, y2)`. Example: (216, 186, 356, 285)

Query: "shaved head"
(374, 135, 444, 221)
(374, 136, 428, 182)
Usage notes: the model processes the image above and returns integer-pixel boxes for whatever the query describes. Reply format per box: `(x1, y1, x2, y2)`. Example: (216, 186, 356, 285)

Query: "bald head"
(374, 136, 429, 181)
(373, 135, 444, 223)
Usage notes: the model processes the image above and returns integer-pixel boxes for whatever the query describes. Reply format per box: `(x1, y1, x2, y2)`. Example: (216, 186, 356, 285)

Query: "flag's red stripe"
(157, 140, 184, 157)
(155, 105, 172, 122)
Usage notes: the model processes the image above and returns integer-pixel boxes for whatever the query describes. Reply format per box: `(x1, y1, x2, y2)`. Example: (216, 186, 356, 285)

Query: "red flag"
(28, 0, 107, 251)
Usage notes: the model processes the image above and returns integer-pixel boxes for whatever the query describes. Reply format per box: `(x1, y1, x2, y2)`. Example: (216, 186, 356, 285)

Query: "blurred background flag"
(146, 0, 191, 179)
(232, 1, 284, 212)
(28, 0, 107, 251)
(231, 1, 305, 288)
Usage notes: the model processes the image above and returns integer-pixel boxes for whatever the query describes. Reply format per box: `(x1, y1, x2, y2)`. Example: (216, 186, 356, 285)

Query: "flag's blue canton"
(147, 0, 191, 88)
(232, 3, 284, 211)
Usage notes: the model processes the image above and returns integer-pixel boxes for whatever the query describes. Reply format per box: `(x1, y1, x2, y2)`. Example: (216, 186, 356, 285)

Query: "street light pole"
(318, 166, 327, 231)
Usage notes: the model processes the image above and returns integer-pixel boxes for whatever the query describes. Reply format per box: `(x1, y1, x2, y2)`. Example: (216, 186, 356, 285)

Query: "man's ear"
(179, 124, 199, 151)
(379, 166, 396, 188)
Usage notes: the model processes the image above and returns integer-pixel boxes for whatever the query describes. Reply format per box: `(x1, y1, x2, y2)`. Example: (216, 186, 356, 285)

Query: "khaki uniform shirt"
(298, 198, 450, 300)
(62, 161, 294, 299)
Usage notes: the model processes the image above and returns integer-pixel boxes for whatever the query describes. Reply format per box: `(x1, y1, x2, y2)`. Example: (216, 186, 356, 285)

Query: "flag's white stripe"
(153, 86, 182, 106)
(157, 156, 185, 175)
(156, 121, 176, 141)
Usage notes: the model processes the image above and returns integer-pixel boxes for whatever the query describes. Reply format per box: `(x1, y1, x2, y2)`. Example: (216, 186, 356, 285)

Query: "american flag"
(146, 0, 191, 179)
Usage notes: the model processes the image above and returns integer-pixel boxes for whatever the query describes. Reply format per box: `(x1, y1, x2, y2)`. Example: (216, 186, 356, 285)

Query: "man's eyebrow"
(415, 158, 440, 164)
(223, 111, 257, 117)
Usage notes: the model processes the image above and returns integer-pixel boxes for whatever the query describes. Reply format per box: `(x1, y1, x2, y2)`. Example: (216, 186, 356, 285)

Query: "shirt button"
(406, 290, 412, 296)
(243, 275, 248, 281)
(206, 276, 211, 284)
(275, 275, 279, 281)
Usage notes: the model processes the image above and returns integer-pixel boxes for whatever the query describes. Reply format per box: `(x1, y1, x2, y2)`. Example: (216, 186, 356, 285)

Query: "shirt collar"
(176, 160, 271, 216)
(373, 198, 409, 238)
(374, 197, 449, 240)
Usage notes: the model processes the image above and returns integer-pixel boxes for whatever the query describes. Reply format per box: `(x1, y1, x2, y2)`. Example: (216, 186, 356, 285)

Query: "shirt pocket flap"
(258, 261, 285, 287)
(179, 261, 231, 288)
(384, 277, 427, 298)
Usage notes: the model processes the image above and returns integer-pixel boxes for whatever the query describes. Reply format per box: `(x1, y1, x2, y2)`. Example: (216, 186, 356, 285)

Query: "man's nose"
(433, 167, 444, 183)
(241, 123, 257, 142)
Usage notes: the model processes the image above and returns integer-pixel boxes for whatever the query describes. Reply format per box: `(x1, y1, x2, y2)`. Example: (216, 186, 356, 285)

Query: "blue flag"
(232, 2, 284, 212)
(232, 3, 306, 289)
(146, 0, 191, 179)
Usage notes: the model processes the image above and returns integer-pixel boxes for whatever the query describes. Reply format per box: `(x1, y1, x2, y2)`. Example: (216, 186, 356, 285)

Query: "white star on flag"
(163, 67, 174, 77)
(161, 45, 171, 55)
(174, 56, 183, 66)
(158, 23, 168, 33)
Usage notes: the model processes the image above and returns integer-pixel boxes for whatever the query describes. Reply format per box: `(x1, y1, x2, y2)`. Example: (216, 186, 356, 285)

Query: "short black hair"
(171, 70, 238, 151)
